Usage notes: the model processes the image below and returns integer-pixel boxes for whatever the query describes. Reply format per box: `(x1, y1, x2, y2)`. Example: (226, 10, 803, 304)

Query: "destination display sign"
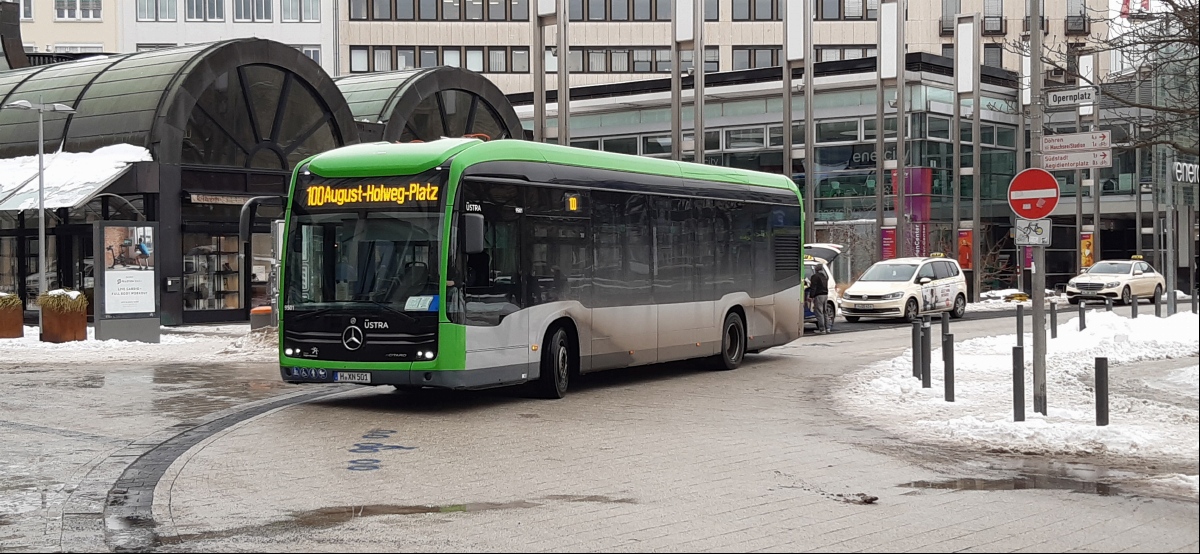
(303, 182, 441, 209)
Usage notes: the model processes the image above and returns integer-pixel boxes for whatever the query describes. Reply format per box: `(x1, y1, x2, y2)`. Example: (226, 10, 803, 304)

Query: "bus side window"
(462, 180, 523, 326)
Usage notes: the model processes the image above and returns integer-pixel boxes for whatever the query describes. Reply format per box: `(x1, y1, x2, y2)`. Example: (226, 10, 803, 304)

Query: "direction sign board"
(1041, 132, 1110, 153)
(1046, 87, 1097, 108)
(1013, 218, 1051, 246)
(1042, 150, 1113, 171)
(1008, 168, 1060, 220)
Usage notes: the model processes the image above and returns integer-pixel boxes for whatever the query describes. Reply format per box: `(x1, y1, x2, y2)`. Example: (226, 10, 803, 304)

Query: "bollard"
(1095, 357, 1109, 426)
(941, 311, 950, 338)
(1079, 301, 1087, 331)
(1130, 295, 1138, 319)
(1105, 297, 1113, 312)
(1013, 346, 1025, 422)
(921, 316, 932, 389)
(911, 319, 922, 379)
(1154, 292, 1162, 318)
(1050, 301, 1058, 339)
(943, 333, 955, 402)
(1192, 290, 1197, 314)
(1016, 304, 1024, 347)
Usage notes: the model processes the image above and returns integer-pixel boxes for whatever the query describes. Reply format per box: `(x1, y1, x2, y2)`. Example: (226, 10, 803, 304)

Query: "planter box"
(0, 308, 22, 339)
(41, 309, 87, 343)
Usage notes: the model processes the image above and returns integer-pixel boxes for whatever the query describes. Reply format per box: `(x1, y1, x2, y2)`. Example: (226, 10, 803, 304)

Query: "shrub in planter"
(37, 289, 89, 343)
(0, 293, 22, 339)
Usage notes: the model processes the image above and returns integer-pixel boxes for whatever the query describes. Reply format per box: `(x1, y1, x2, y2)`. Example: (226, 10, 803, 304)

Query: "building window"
(53, 44, 104, 53)
(705, 0, 717, 20)
(513, 0, 528, 20)
(465, 0, 484, 20)
(297, 45, 321, 64)
(586, 48, 606, 72)
(466, 47, 484, 72)
(818, 0, 839, 20)
(23, 43, 36, 53)
(56, 0, 103, 20)
(394, 0, 413, 19)
(350, 46, 369, 72)
(443, 48, 461, 67)
(733, 46, 779, 70)
(234, 0, 272, 21)
(137, 0, 177, 20)
(420, 47, 438, 67)
(569, 48, 584, 72)
(373, 0, 391, 20)
(632, 48, 651, 72)
(816, 119, 860, 143)
(983, 0, 1004, 34)
(512, 48, 529, 72)
(632, 0, 649, 20)
(817, 45, 874, 61)
(940, 0, 958, 34)
(373, 47, 393, 72)
(349, 0, 366, 19)
(486, 47, 506, 72)
(187, 0, 223, 21)
(397, 47, 415, 69)
(733, 0, 780, 21)
(941, 44, 954, 59)
(21, 0, 33, 20)
(418, 0, 435, 19)
(137, 43, 177, 51)
(983, 44, 1003, 67)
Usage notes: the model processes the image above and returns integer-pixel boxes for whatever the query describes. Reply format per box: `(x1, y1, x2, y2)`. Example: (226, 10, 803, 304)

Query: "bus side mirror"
(463, 213, 485, 255)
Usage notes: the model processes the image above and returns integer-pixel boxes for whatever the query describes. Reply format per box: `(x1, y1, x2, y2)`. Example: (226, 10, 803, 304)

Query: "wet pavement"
(1, 318, 1197, 553)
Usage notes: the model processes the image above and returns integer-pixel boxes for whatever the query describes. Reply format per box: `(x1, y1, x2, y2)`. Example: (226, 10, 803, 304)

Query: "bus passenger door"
(460, 181, 531, 378)
(591, 191, 657, 369)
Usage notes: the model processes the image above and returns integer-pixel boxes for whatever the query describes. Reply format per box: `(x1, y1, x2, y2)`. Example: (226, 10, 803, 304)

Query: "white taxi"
(840, 254, 968, 322)
(1066, 256, 1165, 305)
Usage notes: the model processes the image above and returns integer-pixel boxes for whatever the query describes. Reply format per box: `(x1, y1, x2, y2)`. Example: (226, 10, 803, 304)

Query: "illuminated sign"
(565, 193, 580, 212)
(304, 183, 440, 208)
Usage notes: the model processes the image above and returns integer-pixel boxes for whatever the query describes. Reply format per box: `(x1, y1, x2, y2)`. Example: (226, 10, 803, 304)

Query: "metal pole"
(951, 15, 962, 285)
(970, 13, 981, 298)
(943, 333, 955, 402)
(1075, 108, 1084, 275)
(921, 315, 932, 388)
(37, 107, 45, 333)
(1013, 345, 1025, 422)
(876, 36, 887, 261)
(895, 0, 907, 256)
(1105, 297, 1112, 311)
(1050, 300, 1057, 338)
(1166, 150, 1177, 316)
(1017, 303, 1025, 346)
(531, 7, 546, 143)
(941, 311, 949, 338)
(1079, 300, 1087, 330)
(1191, 289, 1197, 314)
(1090, 53, 1102, 265)
(803, 0, 815, 243)
(670, 6, 682, 161)
(692, 0, 703, 165)
(556, 0, 569, 145)
(1131, 295, 1138, 318)
(1134, 70, 1143, 257)
(911, 319, 922, 379)
(1155, 286, 1162, 317)
(1095, 357, 1109, 426)
(1028, 0, 1047, 417)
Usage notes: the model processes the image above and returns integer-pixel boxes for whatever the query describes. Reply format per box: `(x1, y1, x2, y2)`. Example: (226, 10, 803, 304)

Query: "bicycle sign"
(1013, 218, 1051, 246)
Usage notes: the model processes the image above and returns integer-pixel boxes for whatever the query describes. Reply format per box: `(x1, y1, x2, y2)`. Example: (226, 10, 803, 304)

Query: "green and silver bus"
(279, 138, 803, 398)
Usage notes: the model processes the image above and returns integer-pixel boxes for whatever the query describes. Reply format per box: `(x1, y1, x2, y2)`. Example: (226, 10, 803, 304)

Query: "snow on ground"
(971, 289, 1069, 312)
(0, 324, 277, 364)
(837, 310, 1199, 493)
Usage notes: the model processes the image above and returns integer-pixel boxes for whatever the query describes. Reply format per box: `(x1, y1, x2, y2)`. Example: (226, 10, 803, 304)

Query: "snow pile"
(220, 327, 277, 354)
(838, 311, 1200, 465)
(0, 324, 277, 364)
(46, 289, 83, 299)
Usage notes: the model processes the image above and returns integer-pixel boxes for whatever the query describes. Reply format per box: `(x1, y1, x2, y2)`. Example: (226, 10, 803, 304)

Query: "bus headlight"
(285, 348, 295, 356)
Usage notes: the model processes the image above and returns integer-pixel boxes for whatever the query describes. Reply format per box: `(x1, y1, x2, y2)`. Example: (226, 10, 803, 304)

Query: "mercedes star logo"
(342, 325, 364, 350)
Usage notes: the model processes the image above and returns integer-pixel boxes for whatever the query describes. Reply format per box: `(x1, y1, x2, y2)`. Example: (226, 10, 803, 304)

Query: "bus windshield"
(284, 171, 445, 311)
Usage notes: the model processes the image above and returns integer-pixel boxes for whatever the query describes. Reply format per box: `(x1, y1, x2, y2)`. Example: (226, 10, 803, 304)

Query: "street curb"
(58, 384, 353, 553)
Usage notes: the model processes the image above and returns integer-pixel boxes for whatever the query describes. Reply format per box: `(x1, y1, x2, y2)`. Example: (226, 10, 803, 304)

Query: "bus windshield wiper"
(291, 307, 338, 322)
(345, 299, 417, 324)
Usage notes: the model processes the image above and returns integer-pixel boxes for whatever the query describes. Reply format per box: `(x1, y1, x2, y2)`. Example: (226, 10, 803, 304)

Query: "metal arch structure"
(334, 66, 523, 143)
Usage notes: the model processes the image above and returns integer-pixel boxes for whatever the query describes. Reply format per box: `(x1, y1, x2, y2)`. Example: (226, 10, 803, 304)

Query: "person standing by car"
(810, 265, 831, 334)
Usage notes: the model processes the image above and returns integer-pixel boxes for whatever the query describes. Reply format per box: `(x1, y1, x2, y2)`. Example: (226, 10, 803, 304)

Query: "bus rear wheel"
(535, 327, 572, 399)
(713, 312, 745, 371)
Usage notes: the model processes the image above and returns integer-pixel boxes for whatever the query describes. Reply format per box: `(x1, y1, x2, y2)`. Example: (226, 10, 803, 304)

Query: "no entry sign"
(1008, 168, 1060, 220)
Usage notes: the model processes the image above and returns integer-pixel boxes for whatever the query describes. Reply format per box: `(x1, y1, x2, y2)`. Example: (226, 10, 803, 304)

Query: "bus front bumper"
(279, 364, 535, 390)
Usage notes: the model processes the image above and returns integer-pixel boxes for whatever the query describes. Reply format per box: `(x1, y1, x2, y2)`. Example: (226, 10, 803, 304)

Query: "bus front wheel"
(714, 312, 746, 371)
(535, 327, 572, 399)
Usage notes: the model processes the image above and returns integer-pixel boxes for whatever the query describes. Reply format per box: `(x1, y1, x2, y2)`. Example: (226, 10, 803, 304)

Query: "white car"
(1066, 256, 1165, 305)
(803, 243, 842, 329)
(840, 254, 968, 322)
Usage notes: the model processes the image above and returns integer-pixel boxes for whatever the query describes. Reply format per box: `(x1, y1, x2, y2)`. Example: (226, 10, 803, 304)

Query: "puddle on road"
(149, 363, 292, 420)
(292, 501, 541, 526)
(900, 475, 1117, 496)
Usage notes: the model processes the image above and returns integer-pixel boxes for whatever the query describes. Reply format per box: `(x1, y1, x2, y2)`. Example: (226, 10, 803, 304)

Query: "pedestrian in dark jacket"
(809, 266, 831, 334)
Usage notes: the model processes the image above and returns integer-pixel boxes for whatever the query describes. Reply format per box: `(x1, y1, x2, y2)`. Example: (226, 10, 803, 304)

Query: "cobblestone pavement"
(2, 318, 1197, 553)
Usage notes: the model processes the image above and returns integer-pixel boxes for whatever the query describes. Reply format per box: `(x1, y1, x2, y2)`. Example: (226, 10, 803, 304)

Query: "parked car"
(840, 254, 968, 322)
(803, 243, 841, 329)
(1065, 255, 1165, 305)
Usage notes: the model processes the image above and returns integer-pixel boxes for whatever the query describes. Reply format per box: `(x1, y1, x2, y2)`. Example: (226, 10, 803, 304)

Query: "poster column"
(881, 227, 897, 260)
(1080, 231, 1095, 269)
(94, 222, 161, 343)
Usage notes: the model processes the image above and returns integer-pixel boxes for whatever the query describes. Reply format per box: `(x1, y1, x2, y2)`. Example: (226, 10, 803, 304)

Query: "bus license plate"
(857, 303, 874, 310)
(335, 372, 371, 384)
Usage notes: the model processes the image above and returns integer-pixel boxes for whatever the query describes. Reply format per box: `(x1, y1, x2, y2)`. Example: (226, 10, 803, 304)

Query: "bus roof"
(303, 138, 799, 195)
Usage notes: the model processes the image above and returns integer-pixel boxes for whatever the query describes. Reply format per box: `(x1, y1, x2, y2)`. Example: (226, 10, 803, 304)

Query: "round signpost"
(1007, 168, 1060, 220)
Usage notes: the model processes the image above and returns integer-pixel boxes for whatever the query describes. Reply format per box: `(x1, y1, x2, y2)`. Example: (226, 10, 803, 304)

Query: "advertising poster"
(1080, 232, 1095, 269)
(102, 225, 156, 315)
(957, 229, 973, 270)
(881, 227, 897, 259)
(1024, 246, 1034, 269)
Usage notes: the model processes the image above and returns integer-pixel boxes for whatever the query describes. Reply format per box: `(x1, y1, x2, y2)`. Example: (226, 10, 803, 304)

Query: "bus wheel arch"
(714, 307, 747, 371)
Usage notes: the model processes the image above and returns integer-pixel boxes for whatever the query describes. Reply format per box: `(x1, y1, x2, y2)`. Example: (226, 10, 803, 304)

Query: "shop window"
(183, 233, 241, 311)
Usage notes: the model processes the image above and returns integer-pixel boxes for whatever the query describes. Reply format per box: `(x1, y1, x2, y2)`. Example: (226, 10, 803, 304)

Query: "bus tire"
(714, 312, 746, 371)
(535, 326, 572, 399)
